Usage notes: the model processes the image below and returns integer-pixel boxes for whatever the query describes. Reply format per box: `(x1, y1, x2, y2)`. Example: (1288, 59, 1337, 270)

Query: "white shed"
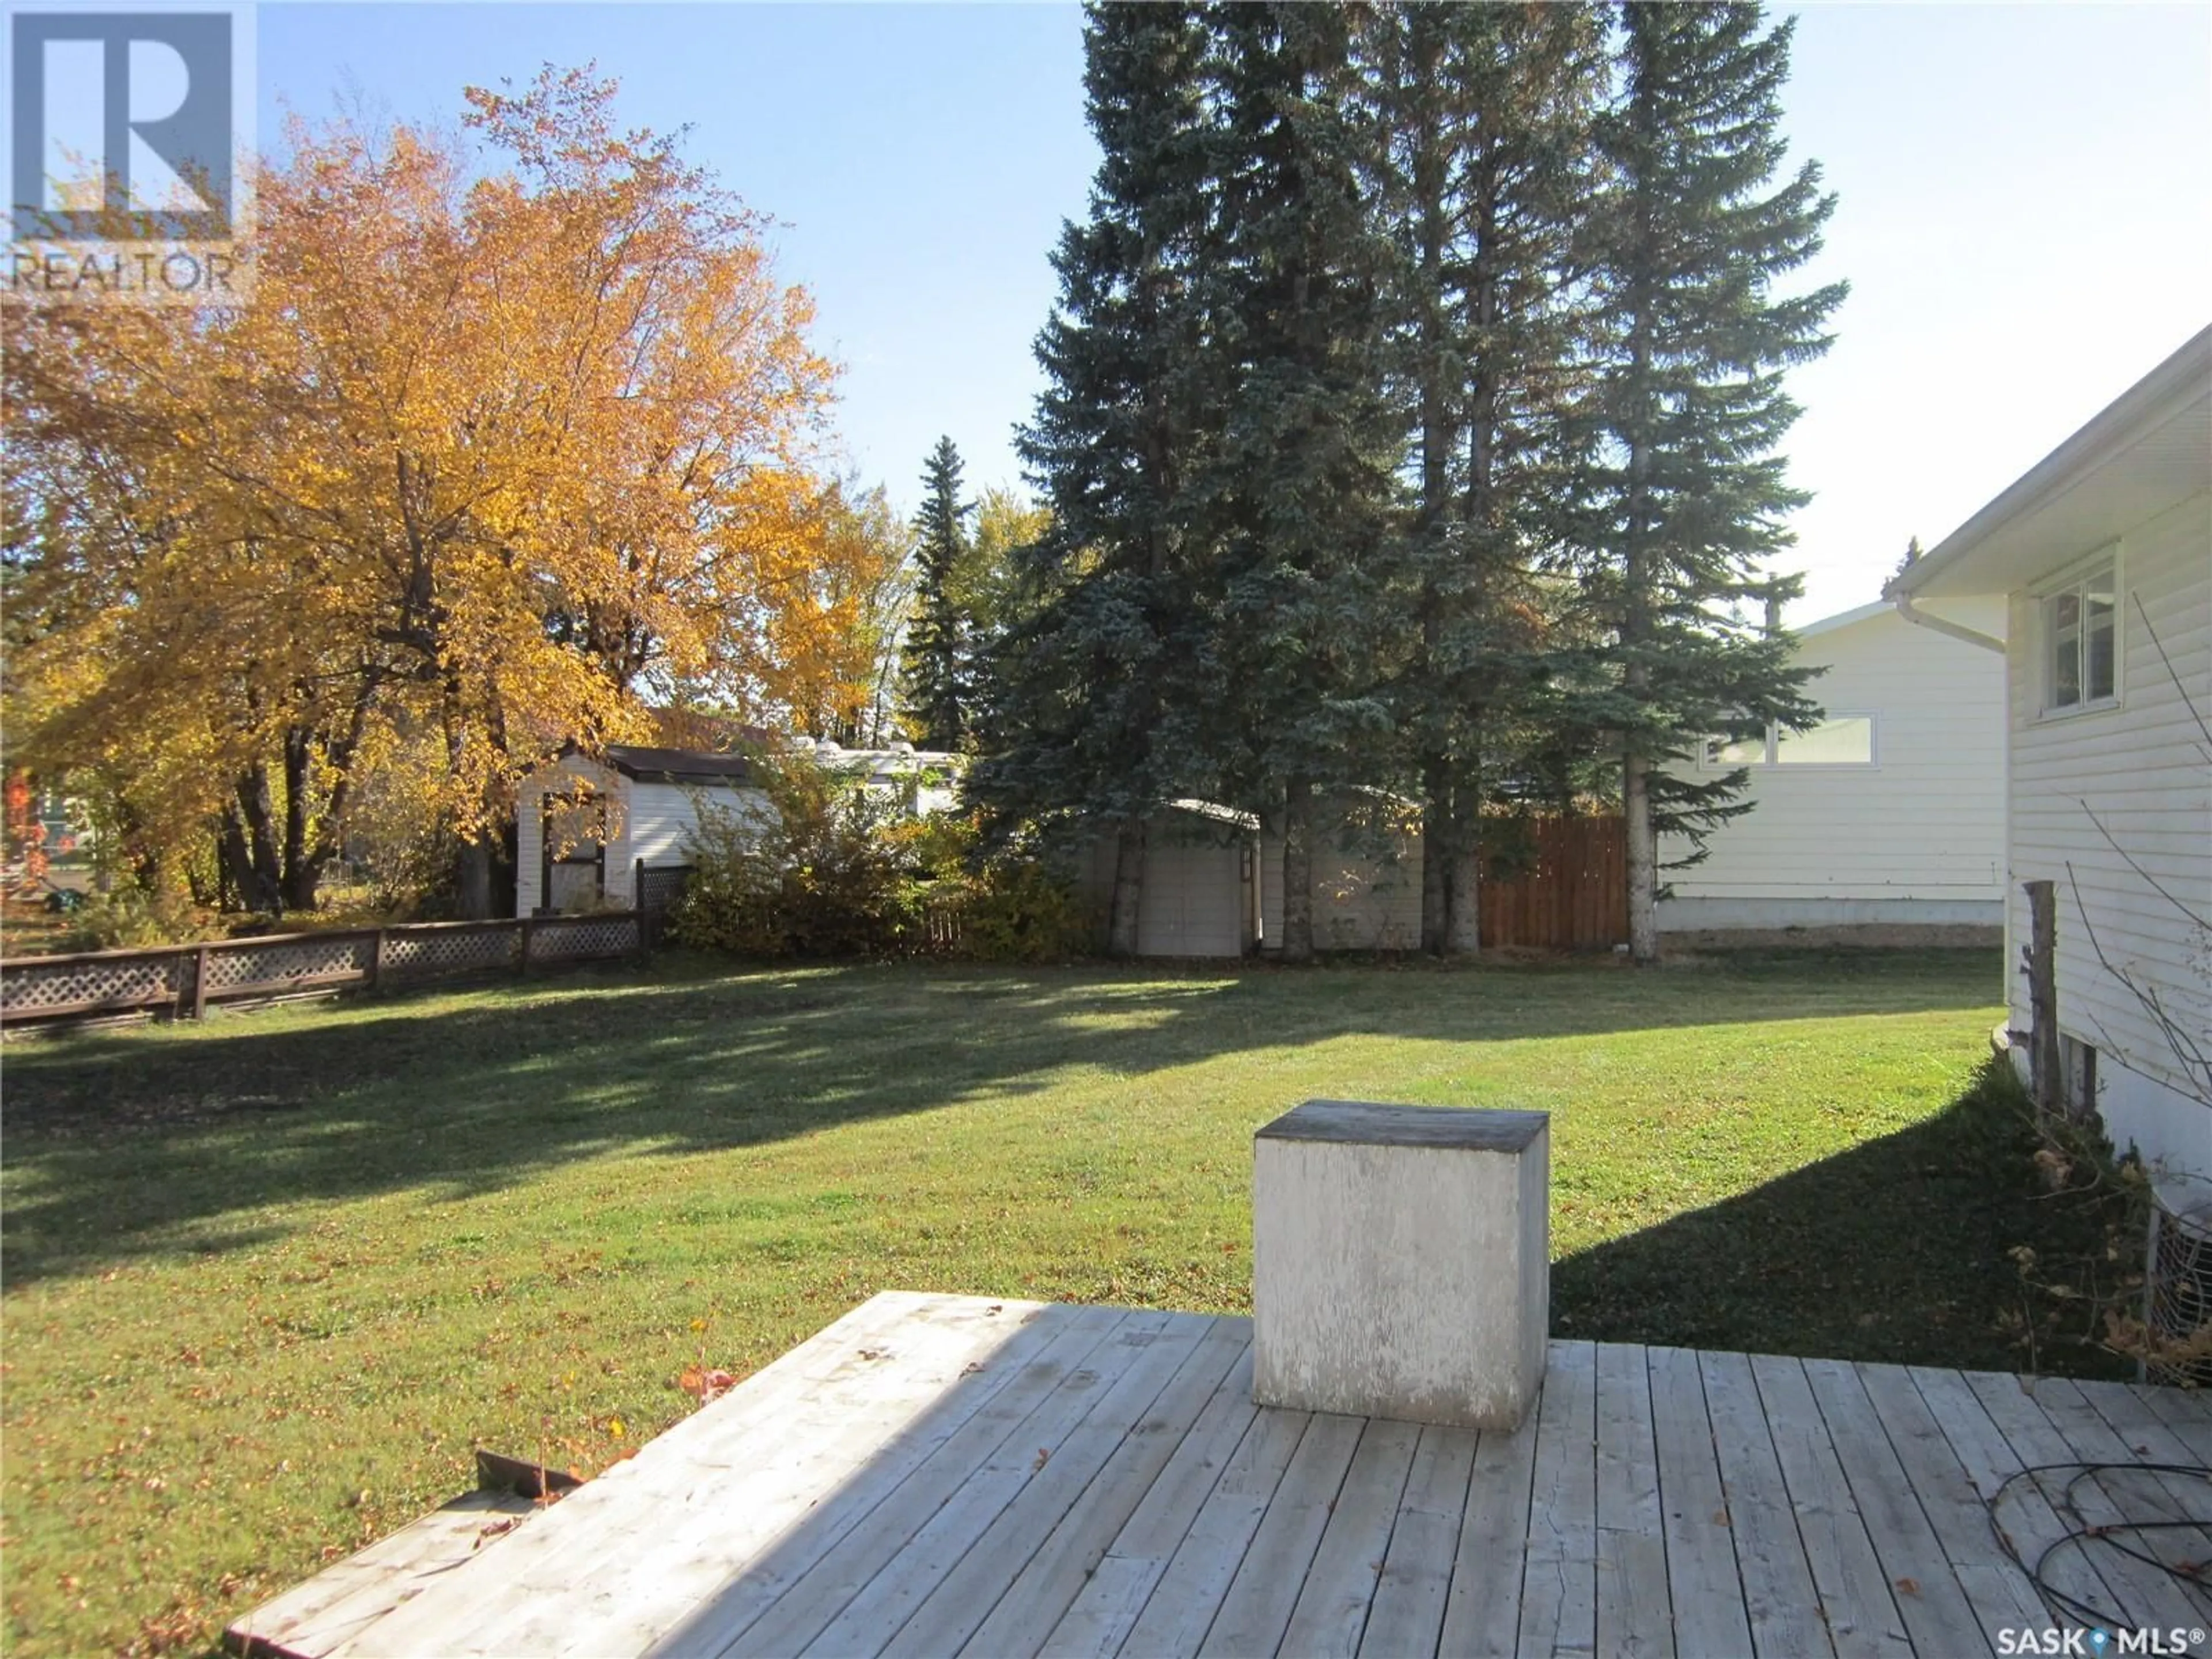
(515, 745, 766, 917)
(1080, 802, 1261, 958)
(1889, 324, 2211, 1209)
(1654, 598, 2009, 936)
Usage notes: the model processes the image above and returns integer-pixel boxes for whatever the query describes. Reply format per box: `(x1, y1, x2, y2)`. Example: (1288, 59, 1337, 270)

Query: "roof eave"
(1888, 324, 2212, 600)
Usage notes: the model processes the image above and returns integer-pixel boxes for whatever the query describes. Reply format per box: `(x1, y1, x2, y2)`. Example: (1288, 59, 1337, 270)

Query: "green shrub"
(55, 881, 216, 952)
(669, 753, 910, 958)
(668, 751, 1096, 963)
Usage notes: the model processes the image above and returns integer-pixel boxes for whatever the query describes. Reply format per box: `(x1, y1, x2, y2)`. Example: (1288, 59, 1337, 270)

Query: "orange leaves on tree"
(3, 65, 858, 896)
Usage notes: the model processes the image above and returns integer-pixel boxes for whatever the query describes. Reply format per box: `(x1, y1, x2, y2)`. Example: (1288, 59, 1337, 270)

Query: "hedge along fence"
(0, 912, 644, 1028)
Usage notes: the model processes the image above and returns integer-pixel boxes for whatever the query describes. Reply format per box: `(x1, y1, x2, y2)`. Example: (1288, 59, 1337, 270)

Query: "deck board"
(1593, 1343, 1672, 1659)
(243, 1293, 2212, 1659)
(1645, 1345, 1753, 1659)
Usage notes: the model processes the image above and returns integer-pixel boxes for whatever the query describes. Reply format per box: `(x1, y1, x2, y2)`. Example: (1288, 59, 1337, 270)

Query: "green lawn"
(0, 949, 2128, 1657)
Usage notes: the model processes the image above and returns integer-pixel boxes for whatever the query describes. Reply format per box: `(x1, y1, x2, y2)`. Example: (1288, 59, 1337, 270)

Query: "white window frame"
(2035, 545, 2122, 719)
(1703, 712, 1880, 770)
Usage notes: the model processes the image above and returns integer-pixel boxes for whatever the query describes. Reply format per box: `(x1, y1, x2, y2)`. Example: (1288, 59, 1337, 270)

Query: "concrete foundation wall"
(1656, 896, 2002, 931)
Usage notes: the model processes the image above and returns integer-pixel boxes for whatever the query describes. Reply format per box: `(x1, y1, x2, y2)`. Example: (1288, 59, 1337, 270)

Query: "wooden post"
(191, 943, 210, 1021)
(519, 918, 535, 978)
(368, 929, 386, 993)
(635, 858, 649, 950)
(2023, 878, 2061, 1119)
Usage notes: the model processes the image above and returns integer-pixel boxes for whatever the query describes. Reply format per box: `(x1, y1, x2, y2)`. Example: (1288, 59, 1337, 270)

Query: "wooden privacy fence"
(1, 912, 643, 1028)
(1478, 815, 1627, 950)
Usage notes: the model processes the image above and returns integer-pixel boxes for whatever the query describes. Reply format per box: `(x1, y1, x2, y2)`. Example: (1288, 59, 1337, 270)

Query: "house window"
(1777, 715, 1876, 766)
(1705, 714, 1877, 768)
(2043, 558, 2118, 713)
(1707, 732, 1772, 768)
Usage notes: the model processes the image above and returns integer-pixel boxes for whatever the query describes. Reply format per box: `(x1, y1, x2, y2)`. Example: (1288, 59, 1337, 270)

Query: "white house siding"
(2003, 495, 2212, 1198)
(1656, 601, 2008, 932)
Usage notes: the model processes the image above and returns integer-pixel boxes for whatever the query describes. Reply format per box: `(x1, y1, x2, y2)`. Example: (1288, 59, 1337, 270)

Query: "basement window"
(2043, 558, 2118, 714)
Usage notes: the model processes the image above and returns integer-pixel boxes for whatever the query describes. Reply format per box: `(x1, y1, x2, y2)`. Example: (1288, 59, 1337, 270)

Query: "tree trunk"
(1108, 816, 1146, 957)
(1624, 749, 1657, 964)
(279, 728, 321, 914)
(1279, 776, 1315, 963)
(1445, 789, 1482, 955)
(219, 802, 281, 914)
(229, 766, 285, 913)
(455, 838, 494, 921)
(1412, 21, 1452, 960)
(1419, 758, 1450, 955)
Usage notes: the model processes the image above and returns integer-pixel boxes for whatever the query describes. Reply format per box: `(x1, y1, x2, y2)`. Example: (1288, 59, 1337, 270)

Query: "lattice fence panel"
(638, 865, 694, 918)
(2146, 1202, 2212, 1388)
(382, 927, 521, 979)
(2, 950, 187, 1018)
(529, 915, 639, 963)
(202, 935, 372, 995)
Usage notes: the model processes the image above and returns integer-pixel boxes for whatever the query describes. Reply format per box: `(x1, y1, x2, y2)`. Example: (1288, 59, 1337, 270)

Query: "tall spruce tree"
(900, 436, 974, 749)
(1573, 1, 1844, 963)
(1365, 1, 1605, 955)
(1200, 3, 1404, 961)
(965, 1, 1219, 956)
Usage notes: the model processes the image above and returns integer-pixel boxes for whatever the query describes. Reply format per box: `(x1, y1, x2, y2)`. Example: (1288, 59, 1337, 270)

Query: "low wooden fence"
(1478, 815, 1628, 951)
(1, 912, 643, 1028)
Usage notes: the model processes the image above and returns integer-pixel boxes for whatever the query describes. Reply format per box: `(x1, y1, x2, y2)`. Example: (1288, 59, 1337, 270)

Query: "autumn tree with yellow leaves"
(3, 69, 883, 918)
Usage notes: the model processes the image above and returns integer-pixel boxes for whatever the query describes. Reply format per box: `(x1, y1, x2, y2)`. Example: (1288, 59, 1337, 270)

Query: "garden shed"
(1079, 801, 1262, 958)
(515, 745, 764, 918)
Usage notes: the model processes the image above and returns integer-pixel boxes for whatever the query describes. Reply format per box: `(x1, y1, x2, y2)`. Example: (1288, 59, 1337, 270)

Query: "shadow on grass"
(1553, 1058, 2137, 1378)
(1, 948, 2001, 1289)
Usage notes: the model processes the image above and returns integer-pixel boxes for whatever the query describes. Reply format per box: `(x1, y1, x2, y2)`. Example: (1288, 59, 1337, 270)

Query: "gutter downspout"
(1890, 589, 2005, 654)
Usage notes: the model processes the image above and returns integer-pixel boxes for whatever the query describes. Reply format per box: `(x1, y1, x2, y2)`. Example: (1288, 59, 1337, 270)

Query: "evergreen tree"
(900, 435, 974, 749)
(1364, 1, 1606, 955)
(1197, 3, 1405, 961)
(965, 1, 1221, 956)
(1571, 1, 1845, 963)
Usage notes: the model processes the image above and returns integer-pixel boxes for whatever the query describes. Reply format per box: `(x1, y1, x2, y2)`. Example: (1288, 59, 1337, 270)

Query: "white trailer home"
(514, 741, 959, 917)
(1655, 598, 2008, 938)
(1889, 324, 2211, 1208)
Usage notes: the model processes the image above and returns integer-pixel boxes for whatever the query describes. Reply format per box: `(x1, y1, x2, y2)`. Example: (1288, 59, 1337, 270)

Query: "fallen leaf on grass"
(677, 1365, 740, 1403)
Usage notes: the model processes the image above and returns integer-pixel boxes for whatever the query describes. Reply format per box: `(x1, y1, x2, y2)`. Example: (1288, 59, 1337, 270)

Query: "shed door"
(1138, 839, 1245, 957)
(540, 792, 608, 914)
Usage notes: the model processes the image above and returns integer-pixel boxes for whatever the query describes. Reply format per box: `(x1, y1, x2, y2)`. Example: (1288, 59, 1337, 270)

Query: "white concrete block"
(1251, 1099, 1548, 1430)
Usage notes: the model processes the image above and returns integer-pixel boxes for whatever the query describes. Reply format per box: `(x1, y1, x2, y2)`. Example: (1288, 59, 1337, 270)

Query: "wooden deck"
(230, 1291, 2212, 1659)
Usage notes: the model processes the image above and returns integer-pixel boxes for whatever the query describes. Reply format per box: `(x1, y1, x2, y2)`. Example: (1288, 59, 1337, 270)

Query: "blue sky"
(254, 2, 2211, 622)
